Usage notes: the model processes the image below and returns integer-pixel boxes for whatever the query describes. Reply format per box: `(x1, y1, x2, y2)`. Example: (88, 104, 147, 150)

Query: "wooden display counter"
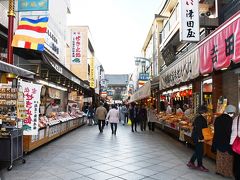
(156, 121, 216, 160)
(204, 140, 216, 160)
(23, 117, 85, 153)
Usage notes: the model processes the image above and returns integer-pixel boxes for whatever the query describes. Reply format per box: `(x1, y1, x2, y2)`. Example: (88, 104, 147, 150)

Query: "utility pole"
(7, 0, 15, 65)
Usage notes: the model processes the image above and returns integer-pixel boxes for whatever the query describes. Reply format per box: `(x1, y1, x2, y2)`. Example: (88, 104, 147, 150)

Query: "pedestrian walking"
(230, 114, 240, 180)
(139, 104, 147, 131)
(106, 104, 119, 135)
(118, 104, 122, 123)
(87, 104, 94, 126)
(125, 104, 129, 124)
(148, 105, 157, 131)
(95, 102, 108, 133)
(187, 105, 209, 172)
(120, 104, 128, 125)
(104, 102, 110, 126)
(212, 105, 236, 177)
(129, 102, 139, 132)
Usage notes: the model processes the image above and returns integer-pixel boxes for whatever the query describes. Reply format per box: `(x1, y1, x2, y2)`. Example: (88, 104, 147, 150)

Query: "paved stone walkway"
(1, 124, 232, 180)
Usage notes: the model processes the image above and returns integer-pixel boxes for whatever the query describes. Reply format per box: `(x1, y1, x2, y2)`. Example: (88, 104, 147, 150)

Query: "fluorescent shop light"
(36, 80, 68, 91)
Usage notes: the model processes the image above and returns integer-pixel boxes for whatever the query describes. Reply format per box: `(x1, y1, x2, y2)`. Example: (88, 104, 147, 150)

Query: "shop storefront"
(0, 62, 36, 169)
(155, 11, 240, 160)
(19, 52, 90, 153)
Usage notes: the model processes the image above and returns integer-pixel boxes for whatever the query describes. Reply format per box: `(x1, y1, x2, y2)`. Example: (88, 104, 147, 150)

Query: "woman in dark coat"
(187, 105, 209, 172)
(212, 105, 236, 177)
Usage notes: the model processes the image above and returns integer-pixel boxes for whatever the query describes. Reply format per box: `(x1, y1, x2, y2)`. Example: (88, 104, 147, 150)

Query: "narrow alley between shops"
(1, 124, 228, 180)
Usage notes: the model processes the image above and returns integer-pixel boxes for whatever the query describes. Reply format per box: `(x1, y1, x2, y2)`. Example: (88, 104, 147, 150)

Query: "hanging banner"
(71, 31, 82, 64)
(90, 57, 95, 88)
(179, 0, 200, 42)
(18, 0, 49, 12)
(199, 12, 240, 74)
(12, 17, 49, 52)
(159, 49, 199, 90)
(19, 81, 42, 135)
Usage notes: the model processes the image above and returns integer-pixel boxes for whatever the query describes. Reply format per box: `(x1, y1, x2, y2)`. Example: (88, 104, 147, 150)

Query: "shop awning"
(199, 11, 240, 74)
(129, 81, 151, 103)
(42, 52, 90, 90)
(159, 49, 199, 90)
(0, 60, 35, 79)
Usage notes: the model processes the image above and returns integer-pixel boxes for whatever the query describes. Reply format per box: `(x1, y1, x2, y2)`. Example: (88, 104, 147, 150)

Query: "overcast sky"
(67, 0, 161, 74)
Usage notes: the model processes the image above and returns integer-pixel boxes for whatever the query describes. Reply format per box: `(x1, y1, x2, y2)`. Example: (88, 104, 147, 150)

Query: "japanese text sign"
(180, 0, 200, 42)
(199, 13, 240, 74)
(20, 81, 42, 135)
(90, 57, 95, 88)
(71, 31, 82, 64)
(139, 73, 149, 81)
(18, 0, 49, 12)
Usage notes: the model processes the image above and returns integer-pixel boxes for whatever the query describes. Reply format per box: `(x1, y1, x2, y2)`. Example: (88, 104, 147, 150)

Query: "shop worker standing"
(187, 105, 209, 172)
(166, 103, 172, 114)
(176, 104, 183, 115)
(95, 102, 107, 133)
(212, 105, 236, 178)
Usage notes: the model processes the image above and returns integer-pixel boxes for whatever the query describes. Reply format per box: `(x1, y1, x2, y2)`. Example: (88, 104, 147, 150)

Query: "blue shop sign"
(18, 0, 49, 11)
(139, 73, 149, 81)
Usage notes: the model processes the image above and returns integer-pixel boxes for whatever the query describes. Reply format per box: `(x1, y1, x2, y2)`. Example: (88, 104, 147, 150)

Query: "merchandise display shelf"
(23, 117, 85, 153)
(155, 119, 216, 160)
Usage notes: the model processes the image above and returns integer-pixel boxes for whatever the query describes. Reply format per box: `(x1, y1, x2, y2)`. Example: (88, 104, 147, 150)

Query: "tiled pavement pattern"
(1, 124, 232, 180)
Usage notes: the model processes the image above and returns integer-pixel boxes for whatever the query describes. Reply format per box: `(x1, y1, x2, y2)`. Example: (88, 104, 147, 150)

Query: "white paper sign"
(19, 81, 42, 135)
(180, 0, 200, 42)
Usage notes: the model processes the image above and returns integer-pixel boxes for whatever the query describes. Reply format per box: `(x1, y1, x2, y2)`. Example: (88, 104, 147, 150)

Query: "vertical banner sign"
(18, 0, 49, 11)
(180, 0, 200, 42)
(71, 31, 82, 64)
(90, 57, 95, 88)
(20, 81, 42, 135)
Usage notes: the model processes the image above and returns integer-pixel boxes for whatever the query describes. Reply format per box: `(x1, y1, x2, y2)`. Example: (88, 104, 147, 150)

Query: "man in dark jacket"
(129, 103, 139, 132)
(187, 105, 209, 172)
(139, 104, 148, 131)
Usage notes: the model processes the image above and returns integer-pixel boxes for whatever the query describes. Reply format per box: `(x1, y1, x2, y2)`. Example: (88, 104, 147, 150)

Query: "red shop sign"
(199, 12, 240, 74)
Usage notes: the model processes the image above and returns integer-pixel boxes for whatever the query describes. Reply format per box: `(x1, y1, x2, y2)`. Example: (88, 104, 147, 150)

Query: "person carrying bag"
(230, 115, 240, 180)
(231, 116, 240, 154)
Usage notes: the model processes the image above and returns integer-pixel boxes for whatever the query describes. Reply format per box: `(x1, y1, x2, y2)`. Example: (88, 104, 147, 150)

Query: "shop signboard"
(159, 50, 199, 90)
(89, 57, 95, 88)
(107, 91, 113, 96)
(45, 28, 60, 59)
(179, 0, 200, 42)
(71, 31, 82, 64)
(18, 0, 49, 11)
(19, 81, 42, 135)
(199, 12, 240, 74)
(139, 73, 149, 81)
(193, 92, 200, 114)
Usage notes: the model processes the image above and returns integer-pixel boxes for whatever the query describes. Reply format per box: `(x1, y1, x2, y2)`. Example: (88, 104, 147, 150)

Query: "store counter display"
(155, 111, 216, 160)
(23, 112, 85, 153)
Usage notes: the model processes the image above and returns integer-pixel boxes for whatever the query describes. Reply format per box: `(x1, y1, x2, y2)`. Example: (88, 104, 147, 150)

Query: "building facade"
(105, 74, 129, 103)
(67, 26, 95, 82)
